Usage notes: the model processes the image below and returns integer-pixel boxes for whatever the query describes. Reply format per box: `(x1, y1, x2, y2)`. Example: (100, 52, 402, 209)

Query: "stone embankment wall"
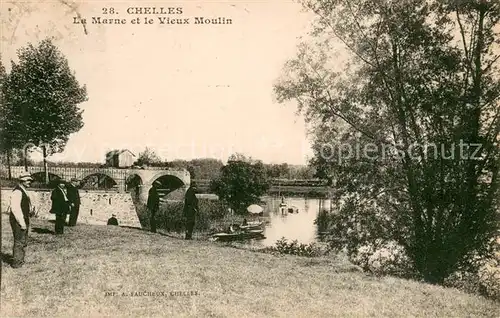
(1, 188, 142, 228)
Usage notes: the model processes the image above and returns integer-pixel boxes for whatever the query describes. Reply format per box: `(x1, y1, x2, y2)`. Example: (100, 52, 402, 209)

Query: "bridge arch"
(150, 174, 185, 196)
(151, 170, 189, 185)
(125, 173, 143, 193)
(80, 173, 118, 190)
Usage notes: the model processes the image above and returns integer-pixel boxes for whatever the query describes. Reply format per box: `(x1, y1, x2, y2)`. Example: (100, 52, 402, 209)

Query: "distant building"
(105, 149, 136, 168)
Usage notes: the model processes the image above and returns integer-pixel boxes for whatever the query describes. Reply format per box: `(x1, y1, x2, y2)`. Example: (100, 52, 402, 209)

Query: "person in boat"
(242, 218, 248, 226)
(228, 224, 241, 233)
(280, 195, 287, 214)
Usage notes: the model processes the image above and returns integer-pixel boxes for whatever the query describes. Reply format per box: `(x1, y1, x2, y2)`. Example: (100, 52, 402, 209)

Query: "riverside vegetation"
(139, 198, 233, 237)
(275, 0, 500, 300)
(315, 209, 500, 301)
(138, 196, 499, 301)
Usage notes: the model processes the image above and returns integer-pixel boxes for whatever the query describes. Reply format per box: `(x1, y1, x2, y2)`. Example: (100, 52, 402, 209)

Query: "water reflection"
(257, 196, 331, 247)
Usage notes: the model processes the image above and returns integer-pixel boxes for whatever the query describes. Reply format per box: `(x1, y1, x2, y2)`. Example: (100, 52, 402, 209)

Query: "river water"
(254, 196, 332, 247)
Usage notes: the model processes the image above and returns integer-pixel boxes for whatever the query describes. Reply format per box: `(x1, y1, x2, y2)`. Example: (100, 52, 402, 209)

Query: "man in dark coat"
(67, 178, 81, 226)
(51, 181, 70, 235)
(8, 173, 34, 268)
(147, 181, 160, 233)
(183, 183, 199, 240)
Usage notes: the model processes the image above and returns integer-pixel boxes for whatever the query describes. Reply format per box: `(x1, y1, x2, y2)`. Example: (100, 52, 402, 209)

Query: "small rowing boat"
(212, 229, 265, 242)
(287, 206, 299, 214)
(239, 222, 264, 231)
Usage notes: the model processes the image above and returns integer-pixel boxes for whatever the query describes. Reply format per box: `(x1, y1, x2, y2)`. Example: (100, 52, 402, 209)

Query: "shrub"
(136, 205, 148, 228)
(156, 201, 184, 233)
(444, 267, 500, 301)
(154, 198, 227, 233)
(269, 237, 324, 257)
(315, 207, 500, 299)
(314, 209, 331, 232)
(444, 249, 500, 301)
(194, 199, 228, 231)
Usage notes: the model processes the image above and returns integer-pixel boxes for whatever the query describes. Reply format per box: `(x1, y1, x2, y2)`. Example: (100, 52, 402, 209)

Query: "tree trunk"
(0, 186, 2, 286)
(6, 149, 12, 179)
(23, 147, 28, 172)
(42, 145, 49, 184)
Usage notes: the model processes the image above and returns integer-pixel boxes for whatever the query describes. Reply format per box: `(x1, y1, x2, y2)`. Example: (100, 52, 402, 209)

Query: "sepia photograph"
(0, 0, 499, 316)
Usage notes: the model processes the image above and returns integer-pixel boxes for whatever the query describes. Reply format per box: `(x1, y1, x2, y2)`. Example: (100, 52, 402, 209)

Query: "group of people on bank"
(50, 177, 81, 234)
(147, 180, 199, 240)
(7, 174, 81, 268)
(7, 172, 199, 269)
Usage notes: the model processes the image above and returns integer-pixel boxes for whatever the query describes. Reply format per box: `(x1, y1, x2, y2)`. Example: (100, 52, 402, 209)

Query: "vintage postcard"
(1, 0, 499, 317)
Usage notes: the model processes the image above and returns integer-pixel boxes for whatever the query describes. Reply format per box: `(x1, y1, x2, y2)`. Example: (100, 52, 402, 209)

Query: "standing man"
(67, 178, 81, 226)
(8, 173, 34, 268)
(51, 181, 70, 235)
(183, 182, 199, 240)
(147, 181, 160, 233)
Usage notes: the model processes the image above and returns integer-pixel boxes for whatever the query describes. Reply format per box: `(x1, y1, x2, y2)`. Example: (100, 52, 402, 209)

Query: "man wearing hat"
(8, 173, 34, 268)
(147, 180, 161, 233)
(50, 181, 70, 235)
(67, 177, 81, 226)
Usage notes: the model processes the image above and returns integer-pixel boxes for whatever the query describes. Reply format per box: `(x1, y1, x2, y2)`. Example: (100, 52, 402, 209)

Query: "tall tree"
(0, 57, 12, 178)
(275, 0, 500, 284)
(188, 158, 224, 179)
(134, 147, 162, 166)
(187, 165, 196, 180)
(3, 38, 87, 181)
(0, 56, 30, 175)
(210, 153, 270, 214)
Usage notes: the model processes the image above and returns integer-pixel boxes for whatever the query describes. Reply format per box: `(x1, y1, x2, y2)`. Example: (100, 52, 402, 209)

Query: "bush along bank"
(151, 198, 229, 236)
(263, 237, 330, 258)
(313, 209, 500, 301)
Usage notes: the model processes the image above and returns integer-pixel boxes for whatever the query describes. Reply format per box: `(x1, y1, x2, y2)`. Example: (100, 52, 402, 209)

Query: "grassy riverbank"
(1, 216, 499, 317)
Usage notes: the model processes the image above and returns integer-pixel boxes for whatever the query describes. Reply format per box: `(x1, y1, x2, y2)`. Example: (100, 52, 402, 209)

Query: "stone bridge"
(4, 165, 191, 194)
(1, 165, 193, 229)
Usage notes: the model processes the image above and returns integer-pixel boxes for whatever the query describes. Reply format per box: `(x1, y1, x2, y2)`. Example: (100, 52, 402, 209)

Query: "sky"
(1, 0, 316, 165)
